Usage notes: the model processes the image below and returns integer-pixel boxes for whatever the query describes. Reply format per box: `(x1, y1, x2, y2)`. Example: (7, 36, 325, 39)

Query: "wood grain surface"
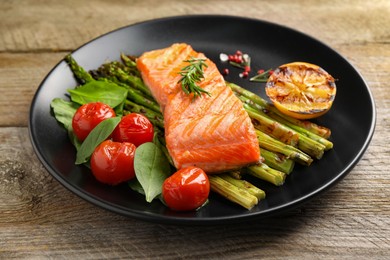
(1, 0, 389, 258)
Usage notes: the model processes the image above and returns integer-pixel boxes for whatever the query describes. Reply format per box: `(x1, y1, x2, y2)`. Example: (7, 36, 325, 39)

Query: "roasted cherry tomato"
(90, 140, 136, 185)
(112, 113, 154, 147)
(72, 102, 116, 141)
(162, 166, 210, 211)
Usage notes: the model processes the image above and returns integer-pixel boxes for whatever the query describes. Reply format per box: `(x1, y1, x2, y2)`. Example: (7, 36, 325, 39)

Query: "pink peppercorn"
(239, 71, 249, 78)
(234, 55, 243, 63)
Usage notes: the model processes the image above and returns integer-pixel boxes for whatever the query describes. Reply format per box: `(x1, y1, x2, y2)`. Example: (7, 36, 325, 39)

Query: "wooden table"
(1, 0, 389, 258)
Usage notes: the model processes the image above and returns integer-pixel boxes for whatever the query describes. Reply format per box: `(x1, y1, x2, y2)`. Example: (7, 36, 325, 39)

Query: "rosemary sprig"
(178, 57, 211, 99)
(249, 68, 273, 83)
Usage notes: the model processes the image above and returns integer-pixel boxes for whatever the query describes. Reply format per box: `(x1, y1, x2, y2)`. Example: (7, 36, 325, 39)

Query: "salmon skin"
(137, 43, 260, 173)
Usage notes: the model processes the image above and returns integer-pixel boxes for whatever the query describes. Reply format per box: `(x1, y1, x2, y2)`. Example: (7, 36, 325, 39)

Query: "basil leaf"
(134, 142, 171, 202)
(128, 179, 145, 195)
(75, 117, 121, 165)
(153, 132, 175, 166)
(68, 81, 128, 109)
(50, 98, 79, 130)
(114, 99, 126, 117)
(50, 98, 82, 150)
(128, 180, 167, 205)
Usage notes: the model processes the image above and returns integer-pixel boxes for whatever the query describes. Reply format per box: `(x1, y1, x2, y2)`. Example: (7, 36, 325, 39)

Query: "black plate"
(29, 15, 376, 225)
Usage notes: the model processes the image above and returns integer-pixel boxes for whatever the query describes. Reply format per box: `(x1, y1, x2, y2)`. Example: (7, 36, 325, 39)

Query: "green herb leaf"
(153, 132, 175, 167)
(178, 57, 211, 99)
(68, 80, 128, 109)
(50, 98, 83, 150)
(75, 117, 121, 165)
(50, 98, 79, 130)
(134, 142, 172, 202)
(128, 179, 145, 195)
(249, 68, 273, 83)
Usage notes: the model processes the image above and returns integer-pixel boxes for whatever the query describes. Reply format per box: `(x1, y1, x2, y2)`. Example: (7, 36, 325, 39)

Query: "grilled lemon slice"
(265, 62, 336, 120)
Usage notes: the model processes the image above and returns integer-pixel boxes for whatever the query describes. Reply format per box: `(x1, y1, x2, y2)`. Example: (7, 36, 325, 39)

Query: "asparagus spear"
(228, 82, 331, 138)
(268, 112, 333, 150)
(245, 105, 299, 147)
(120, 53, 137, 67)
(93, 61, 155, 100)
(243, 98, 326, 159)
(120, 53, 141, 77)
(208, 175, 259, 210)
(260, 148, 295, 174)
(64, 54, 94, 84)
(91, 67, 146, 99)
(237, 92, 333, 150)
(256, 130, 313, 166)
(296, 132, 325, 160)
(110, 65, 154, 99)
(247, 163, 286, 186)
(64, 55, 154, 116)
(126, 88, 160, 113)
(239, 92, 332, 151)
(65, 55, 162, 121)
(220, 174, 266, 200)
(95, 76, 161, 113)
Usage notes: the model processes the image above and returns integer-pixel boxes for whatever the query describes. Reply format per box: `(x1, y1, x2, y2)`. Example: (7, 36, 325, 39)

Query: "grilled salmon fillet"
(137, 43, 260, 173)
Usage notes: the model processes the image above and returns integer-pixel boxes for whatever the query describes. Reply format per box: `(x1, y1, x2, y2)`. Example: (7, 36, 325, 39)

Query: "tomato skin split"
(90, 140, 136, 185)
(72, 102, 116, 141)
(162, 166, 210, 211)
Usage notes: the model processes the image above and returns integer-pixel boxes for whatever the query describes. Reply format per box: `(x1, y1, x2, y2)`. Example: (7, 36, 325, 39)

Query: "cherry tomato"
(112, 113, 154, 147)
(90, 140, 136, 185)
(162, 166, 210, 211)
(72, 102, 116, 141)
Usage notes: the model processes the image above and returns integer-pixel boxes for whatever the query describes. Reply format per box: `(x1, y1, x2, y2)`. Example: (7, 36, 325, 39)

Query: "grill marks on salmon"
(137, 43, 260, 173)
